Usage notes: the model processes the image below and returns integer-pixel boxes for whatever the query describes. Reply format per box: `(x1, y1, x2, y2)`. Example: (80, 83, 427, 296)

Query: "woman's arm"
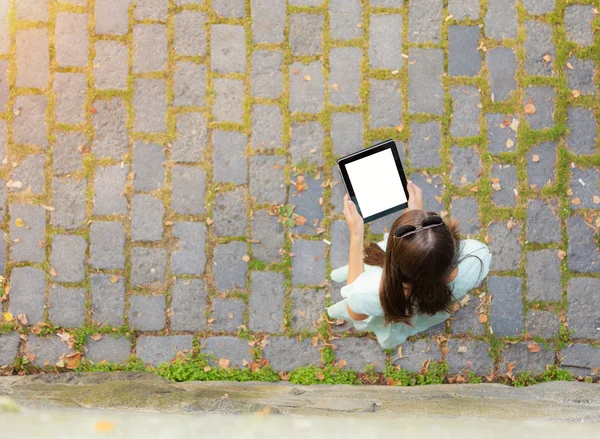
(342, 194, 368, 321)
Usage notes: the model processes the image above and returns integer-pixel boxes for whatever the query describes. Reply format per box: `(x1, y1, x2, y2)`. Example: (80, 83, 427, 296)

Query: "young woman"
(328, 181, 492, 349)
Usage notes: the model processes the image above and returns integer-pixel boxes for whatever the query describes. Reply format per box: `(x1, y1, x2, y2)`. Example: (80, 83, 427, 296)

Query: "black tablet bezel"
(336, 139, 409, 224)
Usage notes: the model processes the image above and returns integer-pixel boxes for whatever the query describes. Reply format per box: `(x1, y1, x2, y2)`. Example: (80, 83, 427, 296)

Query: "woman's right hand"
(407, 181, 424, 211)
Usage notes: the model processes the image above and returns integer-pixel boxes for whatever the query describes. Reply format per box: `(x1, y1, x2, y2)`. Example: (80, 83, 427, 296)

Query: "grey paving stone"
(134, 0, 168, 20)
(131, 195, 165, 242)
(329, 47, 362, 106)
(526, 250, 562, 302)
(93, 165, 128, 215)
(567, 107, 597, 156)
(251, 0, 285, 44)
(26, 335, 73, 368)
(0, 231, 6, 277)
(85, 337, 131, 364)
(330, 221, 349, 269)
(395, 339, 442, 372)
(251, 50, 284, 99)
(291, 122, 324, 164)
(329, 0, 362, 40)
(203, 337, 252, 368)
(213, 188, 247, 237)
(9, 267, 46, 326)
(501, 342, 555, 375)
(333, 338, 386, 372)
(487, 48, 517, 102)
(525, 21, 555, 77)
(526, 198, 561, 244)
(567, 215, 600, 273)
(91, 274, 125, 327)
(370, 79, 402, 128)
(0, 14, 7, 55)
(249, 271, 285, 333)
(409, 122, 442, 169)
(288, 174, 323, 235)
(331, 168, 346, 215)
(132, 143, 166, 192)
(289, 0, 322, 4)
(448, 0, 479, 20)
(566, 56, 597, 96)
(134, 79, 167, 133)
(131, 248, 168, 287)
(486, 114, 518, 154)
(16, 28, 49, 88)
(291, 288, 326, 333)
(448, 26, 481, 77)
(173, 62, 206, 107)
(172, 166, 206, 215)
(0, 333, 20, 366)
(451, 198, 480, 236)
(408, 0, 442, 43)
(249, 155, 286, 204)
(451, 293, 485, 336)
(137, 335, 193, 367)
(51, 177, 86, 231)
(523, 0, 555, 15)
(560, 343, 600, 377)
(55, 13, 88, 67)
(263, 336, 321, 370)
(525, 86, 555, 130)
(211, 25, 246, 74)
(568, 278, 600, 340)
(291, 240, 326, 285)
(252, 105, 282, 150)
(52, 132, 84, 175)
(570, 167, 600, 210)
(290, 13, 324, 56)
(50, 235, 86, 283)
(90, 222, 125, 270)
(92, 98, 128, 159)
(446, 339, 493, 375)
(174, 11, 206, 55)
(214, 242, 248, 292)
(213, 130, 248, 183)
(16, 0, 48, 21)
(409, 173, 444, 212)
(129, 295, 166, 331)
(450, 86, 481, 138)
(528, 142, 556, 189)
(408, 48, 444, 115)
(13, 95, 47, 148)
(171, 279, 207, 331)
(9, 204, 45, 263)
(451, 146, 481, 186)
(171, 222, 206, 276)
(565, 5, 595, 47)
(331, 113, 363, 157)
(172, 113, 207, 163)
(213, 78, 244, 123)
(211, 298, 245, 332)
(370, 0, 402, 6)
(95, 0, 132, 35)
(133, 24, 167, 73)
(11, 154, 45, 195)
(290, 62, 324, 114)
(526, 309, 561, 339)
(54, 73, 87, 125)
(48, 286, 86, 328)
(370, 15, 402, 70)
(0, 182, 6, 221)
(251, 211, 283, 264)
(0, 61, 8, 111)
(212, 0, 245, 17)
(488, 221, 521, 271)
(491, 163, 517, 207)
(485, 0, 517, 40)
(489, 276, 524, 336)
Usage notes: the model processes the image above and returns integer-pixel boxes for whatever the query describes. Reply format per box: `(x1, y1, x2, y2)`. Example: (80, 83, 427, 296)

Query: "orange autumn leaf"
(557, 250, 566, 260)
(524, 103, 536, 115)
(478, 314, 488, 323)
(295, 215, 307, 226)
(527, 343, 540, 353)
(572, 197, 581, 205)
(218, 358, 231, 369)
(64, 352, 83, 369)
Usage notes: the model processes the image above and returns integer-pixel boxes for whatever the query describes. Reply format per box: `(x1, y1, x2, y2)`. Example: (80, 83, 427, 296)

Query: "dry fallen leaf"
(527, 343, 540, 353)
(395, 124, 404, 133)
(594, 196, 600, 205)
(507, 219, 516, 231)
(542, 54, 552, 63)
(64, 352, 83, 369)
(90, 333, 102, 341)
(558, 250, 566, 260)
(532, 154, 540, 163)
(566, 62, 574, 70)
(294, 215, 307, 227)
(572, 197, 581, 205)
(338, 359, 348, 367)
(14, 218, 24, 228)
(566, 188, 574, 196)
(459, 295, 470, 307)
(509, 117, 519, 132)
(506, 139, 515, 148)
(460, 176, 468, 185)
(316, 371, 325, 381)
(218, 358, 231, 369)
(293, 69, 299, 75)
(491, 182, 502, 191)
(242, 255, 250, 262)
(304, 75, 311, 81)
(524, 103, 536, 115)
(49, 267, 58, 277)
(331, 83, 339, 92)
(457, 346, 468, 353)
(110, 275, 119, 284)
(17, 313, 28, 325)
(572, 90, 581, 98)
(479, 314, 488, 323)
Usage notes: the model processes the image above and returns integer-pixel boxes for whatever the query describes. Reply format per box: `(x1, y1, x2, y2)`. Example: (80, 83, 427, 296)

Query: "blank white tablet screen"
(345, 148, 407, 218)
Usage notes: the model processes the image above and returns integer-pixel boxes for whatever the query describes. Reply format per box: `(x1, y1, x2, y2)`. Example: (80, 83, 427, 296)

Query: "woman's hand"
(407, 181, 424, 211)
(343, 194, 364, 239)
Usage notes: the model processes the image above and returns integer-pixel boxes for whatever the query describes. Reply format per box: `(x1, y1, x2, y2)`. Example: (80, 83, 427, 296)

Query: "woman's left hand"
(343, 194, 364, 239)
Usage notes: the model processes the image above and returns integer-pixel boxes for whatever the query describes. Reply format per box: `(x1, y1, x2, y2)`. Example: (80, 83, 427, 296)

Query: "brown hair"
(364, 210, 461, 325)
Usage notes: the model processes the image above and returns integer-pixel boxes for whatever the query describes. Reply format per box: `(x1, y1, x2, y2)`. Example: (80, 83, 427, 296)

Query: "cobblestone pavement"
(0, 0, 599, 383)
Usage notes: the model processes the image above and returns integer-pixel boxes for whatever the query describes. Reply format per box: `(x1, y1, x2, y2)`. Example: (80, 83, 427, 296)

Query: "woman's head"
(364, 210, 461, 325)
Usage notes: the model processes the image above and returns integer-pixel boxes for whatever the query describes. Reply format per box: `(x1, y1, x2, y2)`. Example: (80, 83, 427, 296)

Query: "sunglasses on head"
(393, 214, 445, 239)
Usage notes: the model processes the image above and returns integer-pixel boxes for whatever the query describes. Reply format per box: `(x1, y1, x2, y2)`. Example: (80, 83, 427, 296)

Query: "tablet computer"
(337, 139, 409, 224)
